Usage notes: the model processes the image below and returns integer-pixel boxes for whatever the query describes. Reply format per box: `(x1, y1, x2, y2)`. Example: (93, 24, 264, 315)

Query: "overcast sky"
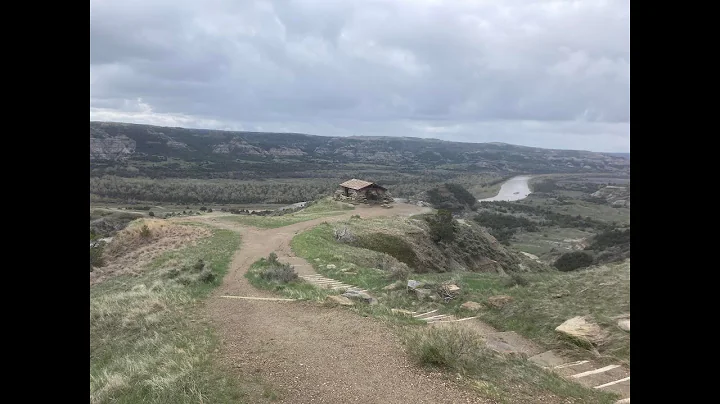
(90, 0, 630, 152)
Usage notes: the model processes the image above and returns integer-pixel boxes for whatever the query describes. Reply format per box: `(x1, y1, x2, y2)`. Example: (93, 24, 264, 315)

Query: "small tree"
(554, 251, 593, 272)
(148, 211, 155, 217)
(140, 224, 152, 239)
(427, 209, 455, 243)
(193, 259, 205, 272)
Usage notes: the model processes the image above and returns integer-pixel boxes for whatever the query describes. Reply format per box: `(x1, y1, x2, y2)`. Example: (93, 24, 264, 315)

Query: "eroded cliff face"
(591, 185, 631, 208)
(212, 139, 266, 155)
(90, 135, 136, 160)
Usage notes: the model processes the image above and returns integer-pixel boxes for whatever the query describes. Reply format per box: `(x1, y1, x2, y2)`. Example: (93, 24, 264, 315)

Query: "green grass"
(90, 227, 258, 404)
(512, 227, 594, 259)
(291, 221, 630, 363)
(245, 257, 336, 301)
(246, 255, 425, 326)
(441, 261, 631, 364)
(290, 223, 395, 293)
(288, 220, 627, 401)
(218, 198, 354, 228)
(403, 326, 618, 403)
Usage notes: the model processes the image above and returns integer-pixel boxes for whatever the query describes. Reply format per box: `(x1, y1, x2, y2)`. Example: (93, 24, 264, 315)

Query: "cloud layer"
(90, 0, 630, 152)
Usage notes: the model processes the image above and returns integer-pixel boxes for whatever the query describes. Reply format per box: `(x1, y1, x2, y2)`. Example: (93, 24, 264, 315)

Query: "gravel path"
(188, 204, 486, 403)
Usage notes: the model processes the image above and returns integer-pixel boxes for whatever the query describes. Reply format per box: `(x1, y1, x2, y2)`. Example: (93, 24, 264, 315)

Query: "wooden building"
(336, 179, 391, 204)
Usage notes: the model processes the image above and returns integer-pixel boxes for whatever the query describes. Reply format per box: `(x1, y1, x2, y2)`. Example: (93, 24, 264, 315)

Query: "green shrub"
(198, 269, 216, 284)
(445, 183, 478, 207)
(165, 268, 180, 279)
(427, 183, 477, 211)
(588, 228, 630, 252)
(140, 224, 151, 239)
(259, 263, 298, 283)
(148, 211, 155, 217)
(258, 253, 298, 283)
(192, 259, 205, 272)
(426, 209, 455, 243)
(404, 326, 485, 371)
(176, 275, 193, 286)
(554, 251, 594, 272)
(531, 179, 557, 193)
(356, 233, 420, 267)
(388, 262, 411, 281)
(505, 272, 530, 287)
(473, 212, 539, 232)
(375, 253, 396, 271)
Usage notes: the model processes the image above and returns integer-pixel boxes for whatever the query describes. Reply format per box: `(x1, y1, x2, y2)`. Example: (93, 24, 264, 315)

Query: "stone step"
(596, 377, 630, 398)
(573, 366, 630, 391)
(570, 365, 620, 379)
(317, 283, 353, 289)
(220, 295, 297, 302)
(554, 361, 597, 377)
(413, 309, 438, 319)
(310, 279, 345, 284)
(431, 316, 478, 324)
(485, 331, 543, 356)
(422, 314, 453, 322)
(529, 350, 566, 368)
(548, 359, 630, 400)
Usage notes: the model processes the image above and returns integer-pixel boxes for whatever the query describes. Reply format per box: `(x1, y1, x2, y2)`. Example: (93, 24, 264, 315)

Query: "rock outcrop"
(555, 316, 608, 347)
(90, 135, 136, 160)
(591, 185, 630, 208)
(486, 295, 514, 309)
(325, 295, 354, 306)
(341, 288, 377, 305)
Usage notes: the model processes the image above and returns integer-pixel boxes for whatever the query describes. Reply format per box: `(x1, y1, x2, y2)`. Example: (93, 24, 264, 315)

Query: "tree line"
(89, 173, 504, 204)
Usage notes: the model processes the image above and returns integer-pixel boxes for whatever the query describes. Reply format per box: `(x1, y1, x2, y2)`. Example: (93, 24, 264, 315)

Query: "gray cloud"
(90, 0, 630, 152)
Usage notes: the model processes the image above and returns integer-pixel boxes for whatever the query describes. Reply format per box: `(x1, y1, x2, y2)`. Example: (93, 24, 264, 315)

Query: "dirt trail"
(184, 204, 487, 403)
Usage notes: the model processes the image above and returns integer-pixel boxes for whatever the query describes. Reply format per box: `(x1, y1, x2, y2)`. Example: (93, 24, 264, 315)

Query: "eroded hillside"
(90, 121, 630, 179)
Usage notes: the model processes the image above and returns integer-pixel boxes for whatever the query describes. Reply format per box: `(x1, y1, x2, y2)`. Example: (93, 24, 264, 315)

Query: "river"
(478, 175, 533, 202)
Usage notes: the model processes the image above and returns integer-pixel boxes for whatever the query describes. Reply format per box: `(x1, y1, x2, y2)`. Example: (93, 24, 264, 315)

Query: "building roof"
(339, 178, 385, 190)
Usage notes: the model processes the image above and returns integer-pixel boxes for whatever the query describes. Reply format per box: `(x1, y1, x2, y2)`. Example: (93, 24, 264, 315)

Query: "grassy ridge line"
(90, 226, 252, 404)
(218, 198, 354, 229)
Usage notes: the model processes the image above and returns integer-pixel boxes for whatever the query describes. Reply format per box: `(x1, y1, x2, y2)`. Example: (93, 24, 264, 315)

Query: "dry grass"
(403, 326, 618, 403)
(290, 217, 629, 401)
(442, 260, 631, 364)
(104, 219, 210, 258)
(91, 219, 211, 286)
(90, 227, 252, 403)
